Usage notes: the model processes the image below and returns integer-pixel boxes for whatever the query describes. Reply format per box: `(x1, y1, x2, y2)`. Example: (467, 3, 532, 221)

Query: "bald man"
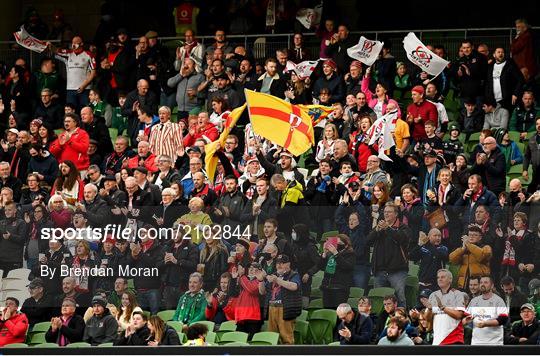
(79, 183, 109, 227)
(189, 171, 217, 208)
(122, 79, 158, 147)
(470, 136, 506, 195)
(80, 106, 113, 156)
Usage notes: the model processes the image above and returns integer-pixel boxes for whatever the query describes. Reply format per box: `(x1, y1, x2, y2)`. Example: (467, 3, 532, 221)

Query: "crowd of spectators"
(1, 15, 540, 347)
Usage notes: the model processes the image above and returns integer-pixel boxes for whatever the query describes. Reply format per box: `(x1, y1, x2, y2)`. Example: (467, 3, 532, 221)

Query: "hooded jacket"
(49, 128, 90, 171)
(449, 242, 492, 289)
(27, 151, 59, 186)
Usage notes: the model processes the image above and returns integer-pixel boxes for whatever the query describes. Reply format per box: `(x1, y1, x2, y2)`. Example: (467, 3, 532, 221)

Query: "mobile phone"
(324, 237, 339, 250)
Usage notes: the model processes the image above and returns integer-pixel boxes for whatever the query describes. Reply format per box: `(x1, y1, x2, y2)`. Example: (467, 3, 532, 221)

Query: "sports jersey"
(467, 293, 508, 345)
(56, 49, 96, 90)
(429, 288, 466, 345)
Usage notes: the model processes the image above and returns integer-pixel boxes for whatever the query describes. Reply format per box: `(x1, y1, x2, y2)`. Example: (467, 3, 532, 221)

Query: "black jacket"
(158, 325, 181, 345)
(45, 314, 85, 345)
(83, 309, 118, 345)
(485, 59, 524, 109)
(451, 50, 488, 99)
(319, 248, 356, 290)
(305, 174, 338, 221)
(126, 241, 164, 290)
(0, 176, 23, 202)
(254, 73, 287, 99)
(327, 35, 358, 74)
(82, 116, 113, 157)
(470, 146, 506, 195)
(21, 294, 55, 326)
(505, 319, 540, 345)
(114, 324, 151, 346)
(161, 240, 198, 289)
(336, 202, 371, 266)
(337, 311, 373, 345)
(34, 102, 64, 129)
(367, 224, 411, 274)
(0, 217, 26, 264)
(199, 247, 228, 291)
(312, 72, 345, 104)
(83, 196, 109, 228)
(156, 200, 188, 229)
(409, 243, 449, 287)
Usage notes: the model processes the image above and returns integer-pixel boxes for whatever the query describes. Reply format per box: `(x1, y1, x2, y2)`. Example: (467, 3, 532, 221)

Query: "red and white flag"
(347, 36, 384, 66)
(13, 26, 47, 53)
(403, 32, 449, 77)
(296, 2, 323, 29)
(367, 110, 397, 161)
(285, 60, 319, 79)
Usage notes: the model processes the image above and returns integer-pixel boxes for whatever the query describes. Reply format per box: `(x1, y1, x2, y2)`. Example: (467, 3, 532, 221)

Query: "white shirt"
(429, 289, 467, 345)
(56, 50, 96, 90)
(467, 293, 508, 345)
(374, 100, 384, 119)
(492, 61, 506, 103)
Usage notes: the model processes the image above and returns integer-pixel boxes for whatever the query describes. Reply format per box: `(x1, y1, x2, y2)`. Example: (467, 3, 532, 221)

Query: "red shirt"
(407, 100, 438, 141)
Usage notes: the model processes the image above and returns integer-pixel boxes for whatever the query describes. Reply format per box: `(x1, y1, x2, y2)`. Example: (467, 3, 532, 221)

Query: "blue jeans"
(66, 89, 89, 111)
(137, 289, 161, 315)
(353, 264, 371, 291)
(374, 270, 407, 307)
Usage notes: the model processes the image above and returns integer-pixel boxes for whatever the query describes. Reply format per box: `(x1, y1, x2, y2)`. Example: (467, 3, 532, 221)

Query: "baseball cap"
(520, 303, 535, 311)
(276, 254, 291, 263)
(187, 146, 201, 154)
(27, 278, 44, 289)
(134, 166, 148, 175)
(145, 30, 158, 39)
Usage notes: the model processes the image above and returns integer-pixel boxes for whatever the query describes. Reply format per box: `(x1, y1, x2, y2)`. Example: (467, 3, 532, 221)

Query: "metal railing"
(0, 27, 532, 72)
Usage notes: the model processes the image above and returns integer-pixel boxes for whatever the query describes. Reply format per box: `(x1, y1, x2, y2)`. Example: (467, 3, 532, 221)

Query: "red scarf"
(471, 184, 484, 202)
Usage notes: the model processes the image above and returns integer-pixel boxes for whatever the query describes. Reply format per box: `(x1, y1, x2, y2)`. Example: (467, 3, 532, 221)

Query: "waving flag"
(205, 103, 246, 182)
(296, 2, 323, 29)
(13, 26, 47, 53)
(403, 32, 449, 77)
(285, 60, 319, 79)
(297, 104, 333, 126)
(367, 110, 397, 161)
(347, 36, 384, 66)
(245, 90, 314, 156)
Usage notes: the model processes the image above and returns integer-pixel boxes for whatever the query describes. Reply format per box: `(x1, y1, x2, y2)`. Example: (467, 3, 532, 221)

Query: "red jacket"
(127, 153, 158, 173)
(183, 123, 219, 147)
(406, 100, 438, 141)
(205, 294, 236, 321)
(49, 128, 90, 171)
(349, 131, 377, 173)
(235, 275, 261, 322)
(511, 29, 538, 78)
(0, 312, 29, 346)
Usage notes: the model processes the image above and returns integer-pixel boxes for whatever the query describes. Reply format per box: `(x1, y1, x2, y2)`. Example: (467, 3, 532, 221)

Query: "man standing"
(149, 106, 184, 162)
(49, 113, 90, 176)
(34, 88, 64, 129)
(52, 36, 96, 110)
(122, 79, 158, 144)
(167, 58, 204, 122)
(511, 18, 538, 82)
(470, 135, 506, 196)
(255, 58, 287, 99)
(0, 202, 26, 276)
(424, 269, 466, 345)
(327, 24, 357, 74)
(465, 275, 509, 345)
(261, 255, 302, 345)
(406, 85, 439, 143)
(367, 203, 410, 307)
(485, 47, 523, 111)
(523, 117, 540, 192)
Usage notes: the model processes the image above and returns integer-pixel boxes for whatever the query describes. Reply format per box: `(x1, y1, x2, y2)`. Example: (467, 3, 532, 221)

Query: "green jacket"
(173, 290, 207, 324)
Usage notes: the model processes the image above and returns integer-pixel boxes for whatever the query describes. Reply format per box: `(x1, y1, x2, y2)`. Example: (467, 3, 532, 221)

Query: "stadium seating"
(166, 321, 184, 332)
(205, 331, 216, 345)
(190, 320, 215, 332)
(296, 310, 309, 322)
(349, 287, 364, 298)
(97, 342, 114, 347)
(215, 320, 237, 341)
(217, 331, 249, 345)
(249, 331, 280, 345)
(156, 310, 176, 322)
(307, 309, 337, 345)
(178, 332, 187, 344)
(4, 343, 29, 347)
(28, 332, 47, 345)
(29, 321, 51, 335)
(34, 343, 60, 347)
(65, 342, 92, 347)
(294, 320, 309, 344)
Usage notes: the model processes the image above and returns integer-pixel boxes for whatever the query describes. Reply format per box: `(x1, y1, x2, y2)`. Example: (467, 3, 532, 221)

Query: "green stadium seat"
(508, 131, 521, 142)
(190, 320, 215, 331)
(4, 343, 29, 347)
(349, 287, 364, 298)
(516, 142, 525, 155)
(260, 320, 269, 332)
(142, 310, 151, 318)
(321, 230, 339, 241)
(157, 310, 176, 322)
(508, 164, 524, 179)
(205, 331, 216, 344)
(310, 288, 323, 298)
(347, 297, 359, 310)
(405, 275, 419, 308)
(448, 264, 460, 288)
(108, 127, 118, 142)
(294, 320, 309, 344)
(308, 309, 337, 344)
(409, 263, 420, 277)
(250, 331, 280, 345)
(30, 321, 51, 334)
(527, 131, 536, 140)
(306, 298, 324, 316)
(29, 332, 47, 345)
(34, 342, 60, 347)
(65, 342, 91, 347)
(215, 320, 237, 341)
(368, 287, 396, 314)
(466, 132, 481, 153)
(97, 342, 114, 347)
(224, 341, 249, 346)
(329, 341, 341, 345)
(458, 132, 466, 144)
(296, 310, 309, 322)
(166, 320, 184, 332)
(217, 331, 249, 345)
(178, 332, 187, 344)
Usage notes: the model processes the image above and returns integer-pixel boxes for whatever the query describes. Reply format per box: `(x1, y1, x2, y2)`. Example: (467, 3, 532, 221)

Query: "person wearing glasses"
(45, 297, 85, 346)
(49, 113, 90, 178)
(336, 303, 373, 344)
(21, 278, 54, 327)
